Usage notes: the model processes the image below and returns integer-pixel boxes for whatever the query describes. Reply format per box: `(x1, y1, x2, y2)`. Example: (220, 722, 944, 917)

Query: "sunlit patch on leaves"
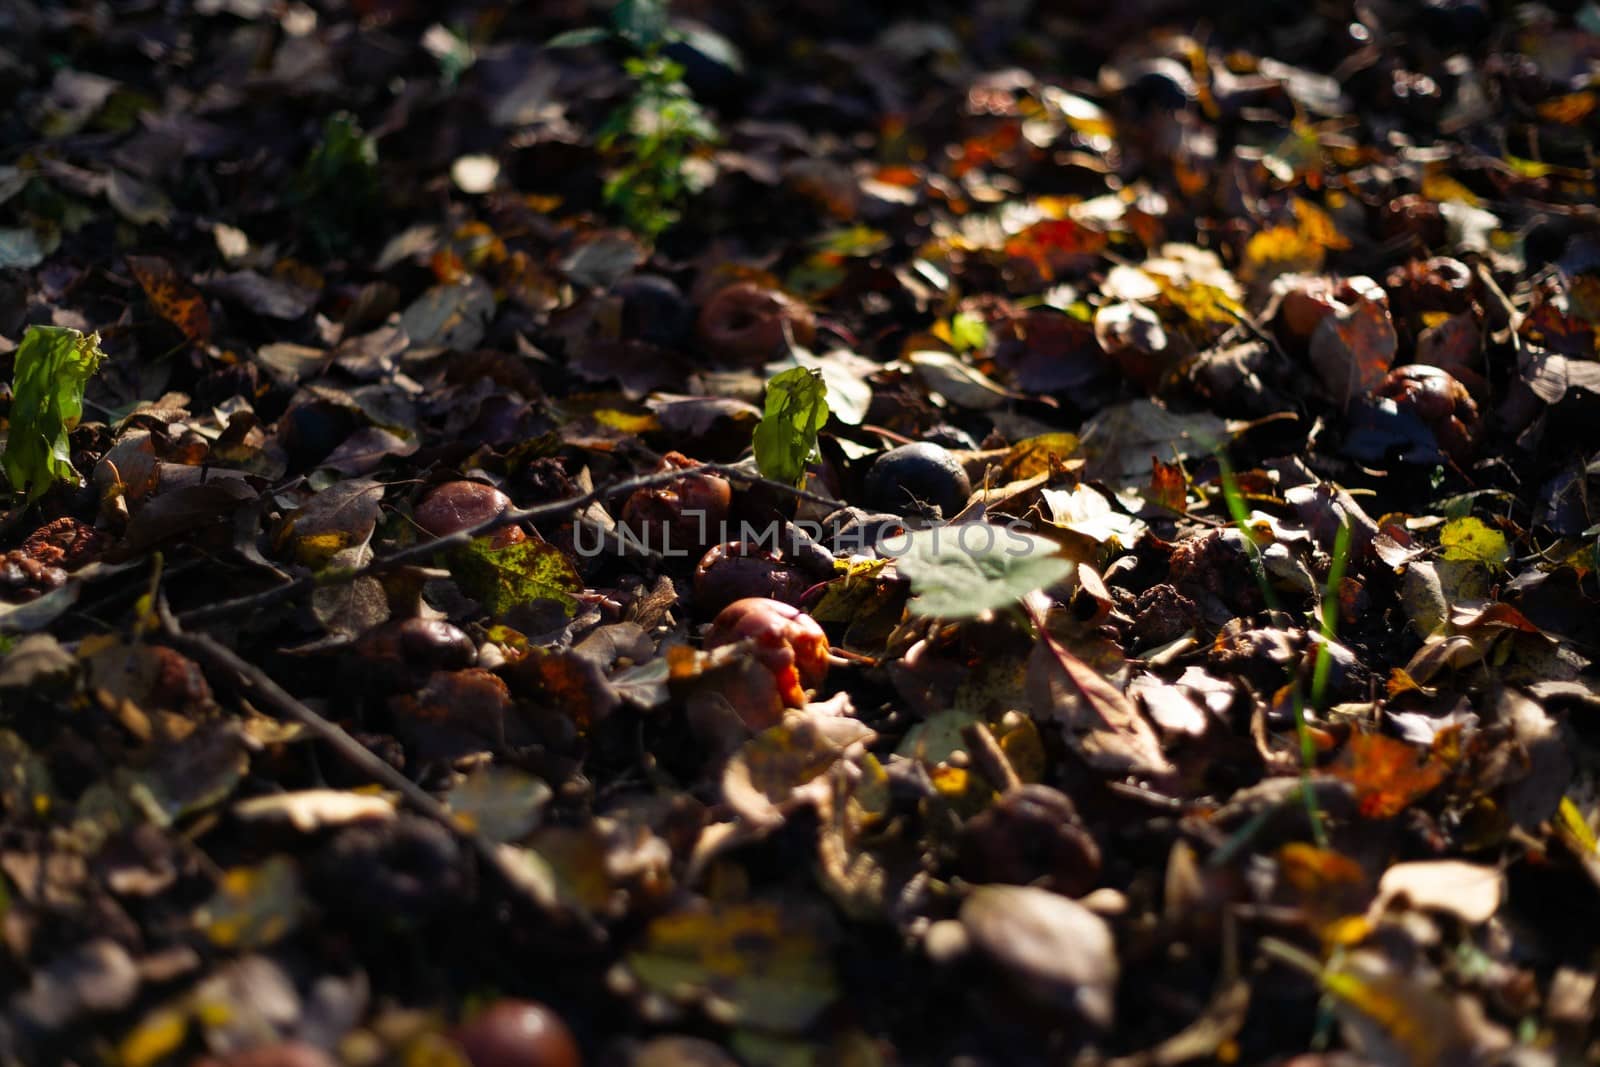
(117, 1002, 192, 1067)
(453, 537, 583, 618)
(1329, 732, 1448, 819)
(1309, 286, 1397, 407)
(1001, 433, 1081, 479)
(1041, 483, 1147, 557)
(724, 712, 871, 828)
(2, 326, 106, 503)
(1241, 225, 1324, 283)
(893, 526, 1076, 619)
(194, 855, 304, 950)
(959, 883, 1119, 1027)
(623, 895, 838, 1031)
(935, 309, 991, 354)
(752, 366, 829, 486)
(1148, 457, 1188, 512)
(1375, 859, 1503, 925)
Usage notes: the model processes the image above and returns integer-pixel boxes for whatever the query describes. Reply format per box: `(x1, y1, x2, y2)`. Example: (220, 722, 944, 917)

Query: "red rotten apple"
(704, 597, 830, 708)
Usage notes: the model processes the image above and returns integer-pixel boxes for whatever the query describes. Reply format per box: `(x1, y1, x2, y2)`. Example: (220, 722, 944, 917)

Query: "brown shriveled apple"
(1376, 364, 1480, 464)
(694, 281, 816, 366)
(453, 999, 581, 1067)
(415, 480, 525, 548)
(693, 541, 808, 617)
(704, 597, 830, 708)
(619, 451, 731, 555)
(1277, 275, 1387, 343)
(350, 618, 477, 691)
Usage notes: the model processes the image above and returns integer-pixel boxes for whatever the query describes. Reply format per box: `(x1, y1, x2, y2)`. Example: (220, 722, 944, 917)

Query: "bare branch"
(177, 461, 843, 629)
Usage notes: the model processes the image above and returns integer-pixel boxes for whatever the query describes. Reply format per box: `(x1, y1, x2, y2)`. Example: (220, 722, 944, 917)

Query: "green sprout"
(554, 0, 718, 241)
(1217, 458, 1333, 849)
(2, 326, 105, 505)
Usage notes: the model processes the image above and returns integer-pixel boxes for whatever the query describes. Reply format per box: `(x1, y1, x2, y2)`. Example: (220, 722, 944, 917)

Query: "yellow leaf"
(1421, 172, 1481, 207)
(591, 408, 659, 434)
(118, 1006, 190, 1067)
(1558, 795, 1598, 854)
(1240, 225, 1322, 283)
(1292, 198, 1351, 251)
(1438, 516, 1510, 569)
(195, 855, 303, 950)
(293, 530, 350, 566)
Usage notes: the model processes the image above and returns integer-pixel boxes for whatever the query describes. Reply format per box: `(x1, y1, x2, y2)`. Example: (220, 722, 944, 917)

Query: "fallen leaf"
(1373, 860, 1503, 925)
(1328, 732, 1447, 819)
(960, 884, 1118, 1027)
(1027, 629, 1173, 780)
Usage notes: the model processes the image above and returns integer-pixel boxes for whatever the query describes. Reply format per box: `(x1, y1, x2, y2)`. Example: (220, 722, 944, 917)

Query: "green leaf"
(752, 367, 829, 486)
(289, 112, 380, 258)
(453, 537, 583, 617)
(2, 326, 105, 504)
(893, 526, 1077, 619)
(949, 310, 990, 353)
(545, 26, 612, 48)
(1438, 516, 1510, 570)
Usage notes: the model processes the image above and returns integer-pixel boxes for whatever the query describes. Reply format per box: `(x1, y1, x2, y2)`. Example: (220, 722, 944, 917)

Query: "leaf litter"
(2, 2, 1600, 1066)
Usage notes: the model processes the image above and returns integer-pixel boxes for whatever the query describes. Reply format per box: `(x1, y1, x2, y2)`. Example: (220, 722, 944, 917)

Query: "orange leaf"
(1003, 218, 1106, 280)
(1277, 843, 1370, 938)
(127, 255, 211, 345)
(1329, 732, 1446, 819)
(1148, 457, 1187, 513)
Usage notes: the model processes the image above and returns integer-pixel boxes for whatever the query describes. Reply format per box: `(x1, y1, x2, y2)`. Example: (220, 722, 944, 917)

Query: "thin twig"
(157, 595, 604, 937)
(159, 595, 456, 823)
(177, 461, 843, 628)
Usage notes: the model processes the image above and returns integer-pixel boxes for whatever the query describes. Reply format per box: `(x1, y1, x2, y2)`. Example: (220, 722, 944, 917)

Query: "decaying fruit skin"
(1376, 364, 1480, 464)
(693, 541, 808, 617)
(695, 282, 816, 366)
(704, 597, 829, 708)
(619, 451, 731, 555)
(0, 516, 107, 602)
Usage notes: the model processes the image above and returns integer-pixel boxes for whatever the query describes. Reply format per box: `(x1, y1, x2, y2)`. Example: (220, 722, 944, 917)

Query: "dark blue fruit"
(863, 442, 971, 518)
